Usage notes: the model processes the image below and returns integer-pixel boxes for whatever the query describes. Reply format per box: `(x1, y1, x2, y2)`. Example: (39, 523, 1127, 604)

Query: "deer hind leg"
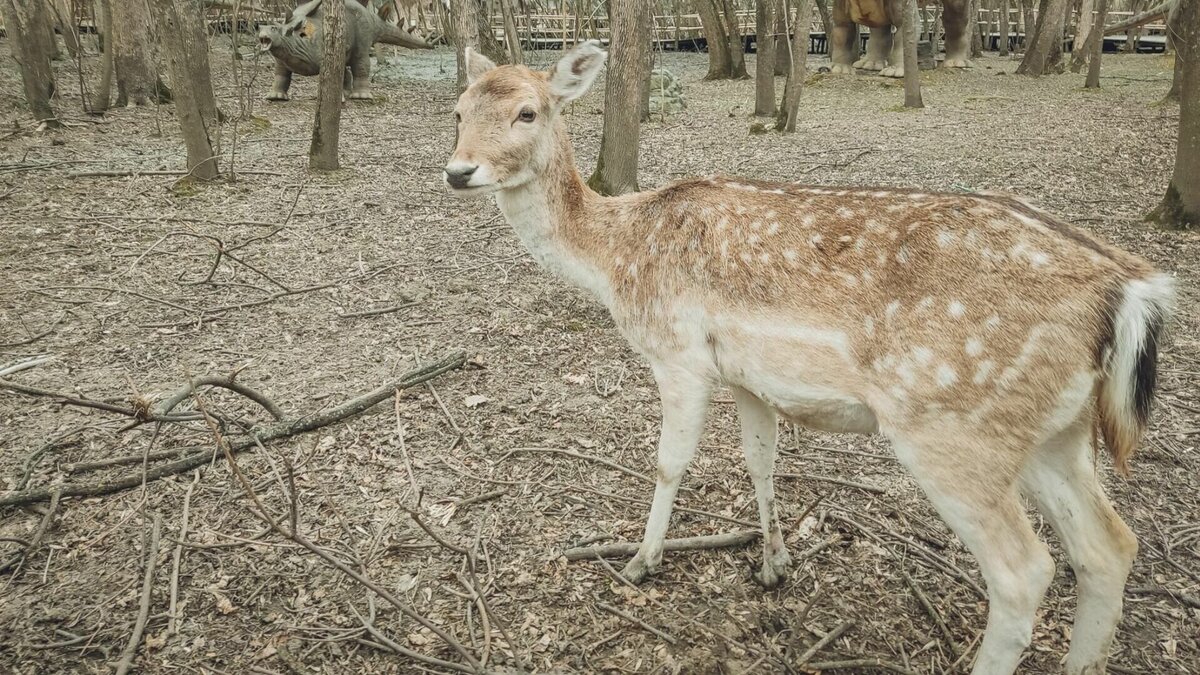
(894, 439, 1055, 675)
(731, 387, 789, 588)
(622, 365, 712, 584)
(1020, 419, 1137, 675)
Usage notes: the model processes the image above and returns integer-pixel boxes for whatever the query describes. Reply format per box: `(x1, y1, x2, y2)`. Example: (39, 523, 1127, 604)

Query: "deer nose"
(443, 164, 477, 190)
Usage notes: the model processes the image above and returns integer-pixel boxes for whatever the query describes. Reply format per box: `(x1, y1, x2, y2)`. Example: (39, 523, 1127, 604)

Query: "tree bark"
(499, 0, 523, 65)
(587, 0, 649, 196)
(0, 0, 61, 127)
(475, 0, 507, 64)
(450, 0, 480, 92)
(1016, 0, 1068, 75)
(754, 0, 778, 116)
(903, 0, 923, 107)
(92, 0, 114, 112)
(1073, 0, 1093, 55)
(1082, 0, 1107, 84)
(150, 0, 218, 179)
(999, 0, 1010, 55)
(970, 0, 984, 58)
(776, 0, 811, 131)
(698, 0, 734, 78)
(774, 0, 790, 74)
(51, 0, 82, 58)
(1020, 0, 1035, 48)
(1149, 0, 1198, 229)
(111, 0, 170, 104)
(720, 0, 750, 78)
(309, 0, 346, 171)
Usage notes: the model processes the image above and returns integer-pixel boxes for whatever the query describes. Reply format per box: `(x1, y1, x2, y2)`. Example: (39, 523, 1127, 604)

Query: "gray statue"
(257, 0, 432, 101)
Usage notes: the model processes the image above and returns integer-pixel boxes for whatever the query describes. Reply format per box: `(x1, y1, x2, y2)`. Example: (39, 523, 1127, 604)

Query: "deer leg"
(1021, 419, 1137, 675)
(732, 387, 789, 588)
(267, 62, 292, 101)
(854, 26, 893, 70)
(622, 365, 712, 584)
(893, 438, 1054, 675)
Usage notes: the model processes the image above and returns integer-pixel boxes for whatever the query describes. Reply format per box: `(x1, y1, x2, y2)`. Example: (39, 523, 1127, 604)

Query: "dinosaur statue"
(830, 0, 970, 77)
(257, 0, 432, 101)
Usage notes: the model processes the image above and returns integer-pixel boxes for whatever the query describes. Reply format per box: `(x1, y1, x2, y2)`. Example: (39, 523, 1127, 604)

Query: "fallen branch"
(596, 602, 679, 645)
(114, 512, 162, 675)
(0, 312, 69, 348)
(454, 489, 506, 510)
(336, 301, 419, 320)
(0, 352, 468, 507)
(899, 566, 960, 656)
(1102, 0, 1172, 33)
(804, 658, 919, 674)
(157, 374, 285, 420)
(777, 472, 886, 494)
(1129, 586, 1200, 609)
(564, 530, 759, 562)
(0, 488, 61, 575)
(0, 379, 203, 423)
(797, 619, 855, 666)
(504, 447, 658, 488)
(0, 355, 55, 378)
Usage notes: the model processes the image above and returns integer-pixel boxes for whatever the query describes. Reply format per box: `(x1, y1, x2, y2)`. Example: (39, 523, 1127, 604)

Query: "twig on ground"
(0, 355, 55, 378)
(394, 394, 421, 504)
(347, 603, 475, 673)
(1129, 586, 1200, 609)
(68, 169, 283, 177)
(114, 512, 162, 675)
(564, 530, 759, 562)
(168, 474, 198, 635)
(454, 489, 506, 510)
(0, 352, 468, 507)
(899, 565, 960, 656)
(64, 448, 192, 474)
(0, 379, 203, 423)
(596, 602, 679, 645)
(776, 472, 886, 494)
(796, 619, 855, 666)
(503, 447, 658, 487)
(803, 658, 919, 674)
(0, 312, 69, 348)
(156, 374, 286, 421)
(0, 488, 61, 575)
(336, 301, 419, 320)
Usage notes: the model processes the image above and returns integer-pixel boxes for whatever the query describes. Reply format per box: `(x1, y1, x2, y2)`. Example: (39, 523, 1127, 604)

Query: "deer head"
(443, 41, 607, 195)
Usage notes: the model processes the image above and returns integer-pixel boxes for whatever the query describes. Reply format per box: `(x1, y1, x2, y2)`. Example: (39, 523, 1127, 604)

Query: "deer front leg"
(267, 62, 292, 101)
(622, 366, 712, 584)
(732, 387, 789, 588)
(348, 52, 373, 100)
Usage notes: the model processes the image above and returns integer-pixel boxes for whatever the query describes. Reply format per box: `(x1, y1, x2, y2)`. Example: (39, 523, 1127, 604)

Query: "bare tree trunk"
(1073, 0, 1093, 54)
(450, 0, 481, 92)
(1017, 0, 1068, 74)
(970, 0, 984, 57)
(720, 0, 750, 78)
(92, 0, 114, 112)
(475, 0, 507, 63)
(309, 0, 345, 171)
(51, 0, 82, 57)
(111, 0, 170, 105)
(150, 0, 218, 179)
(0, 0, 61, 127)
(774, 0, 789, 74)
(698, 0, 734, 78)
(587, 0, 648, 195)
(1124, 0, 1142, 52)
(1020, 0, 1035, 47)
(1166, 47, 1182, 100)
(999, 0, 1010, 54)
(903, 0, 923, 107)
(776, 0, 810, 131)
(754, 0, 777, 116)
(499, 0, 523, 64)
(1149, 0, 1198, 229)
(1083, 0, 1107, 85)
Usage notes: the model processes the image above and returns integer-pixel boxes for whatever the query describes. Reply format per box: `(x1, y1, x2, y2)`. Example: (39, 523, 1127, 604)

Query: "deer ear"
(465, 48, 497, 85)
(547, 40, 607, 104)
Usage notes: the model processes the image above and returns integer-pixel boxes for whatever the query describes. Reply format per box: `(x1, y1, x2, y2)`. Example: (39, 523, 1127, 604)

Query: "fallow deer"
(443, 41, 1174, 675)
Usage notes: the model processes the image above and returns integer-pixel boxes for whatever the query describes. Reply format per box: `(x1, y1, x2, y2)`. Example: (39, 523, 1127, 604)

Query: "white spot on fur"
(767, 221, 780, 235)
(896, 361, 916, 386)
(801, 214, 816, 227)
(628, 263, 638, 278)
(885, 300, 901, 319)
(936, 230, 956, 247)
(837, 207, 855, 218)
(809, 234, 823, 247)
(840, 272, 859, 287)
(748, 233, 761, 246)
(936, 364, 958, 387)
(913, 347, 934, 365)
(896, 246, 911, 264)
(948, 301, 966, 318)
(973, 360, 995, 385)
(985, 314, 1001, 330)
(864, 317, 875, 336)
(965, 338, 984, 357)
(917, 297, 934, 311)
(783, 249, 799, 264)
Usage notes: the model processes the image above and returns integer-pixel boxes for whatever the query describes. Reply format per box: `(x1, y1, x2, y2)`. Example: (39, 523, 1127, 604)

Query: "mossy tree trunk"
(587, 0, 649, 196)
(309, 0, 346, 171)
(1148, 0, 1198, 229)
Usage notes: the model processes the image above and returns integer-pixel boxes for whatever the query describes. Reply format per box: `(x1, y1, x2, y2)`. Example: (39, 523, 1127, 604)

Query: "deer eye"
(517, 108, 536, 123)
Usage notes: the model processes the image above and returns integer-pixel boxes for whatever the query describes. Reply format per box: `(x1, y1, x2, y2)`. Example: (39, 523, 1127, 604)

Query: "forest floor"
(0, 40, 1197, 675)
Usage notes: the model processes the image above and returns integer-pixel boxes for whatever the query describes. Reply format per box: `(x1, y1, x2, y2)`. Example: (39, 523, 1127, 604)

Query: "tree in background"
(92, 0, 115, 113)
(698, 0, 749, 79)
(588, 0, 650, 195)
(0, 0, 61, 127)
(754, 0, 778, 116)
(776, 0, 810, 131)
(1148, 0, 1198, 228)
(150, 0, 219, 179)
(111, 0, 171, 105)
(310, 0, 347, 170)
(998, 0, 1010, 56)
(903, 0, 922, 107)
(451, 0, 481, 92)
(1017, 0, 1069, 75)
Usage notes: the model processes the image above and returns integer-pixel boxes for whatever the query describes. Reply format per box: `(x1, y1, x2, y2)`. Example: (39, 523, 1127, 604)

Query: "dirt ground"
(1, 38, 1197, 675)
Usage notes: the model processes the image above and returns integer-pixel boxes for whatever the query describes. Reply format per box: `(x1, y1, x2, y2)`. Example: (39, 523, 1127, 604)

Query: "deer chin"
(446, 183, 499, 198)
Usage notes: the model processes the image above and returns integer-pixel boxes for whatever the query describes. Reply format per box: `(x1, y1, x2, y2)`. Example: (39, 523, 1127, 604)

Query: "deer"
(442, 41, 1174, 675)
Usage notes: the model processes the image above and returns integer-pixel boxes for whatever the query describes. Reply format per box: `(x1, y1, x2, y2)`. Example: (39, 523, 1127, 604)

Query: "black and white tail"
(1097, 273, 1174, 474)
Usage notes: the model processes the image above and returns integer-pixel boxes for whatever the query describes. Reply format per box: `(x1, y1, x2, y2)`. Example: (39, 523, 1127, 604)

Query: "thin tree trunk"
(0, 0, 61, 127)
(1084, 0, 1107, 86)
(776, 0, 810, 132)
(1017, 0, 1068, 74)
(1021, 0, 1034, 48)
(309, 0, 346, 171)
(904, 0, 923, 107)
(720, 0, 750, 78)
(999, 0, 1010, 54)
(499, 0, 522, 64)
(587, 0, 648, 195)
(970, 0, 984, 57)
(774, 0, 789, 74)
(52, 0, 82, 57)
(150, 0, 218, 179)
(475, 0, 507, 63)
(1074, 0, 1093, 54)
(1166, 46, 1182, 100)
(92, 0, 114, 112)
(754, 0, 777, 116)
(111, 0, 170, 104)
(1149, 0, 1198, 229)
(450, 0, 481, 92)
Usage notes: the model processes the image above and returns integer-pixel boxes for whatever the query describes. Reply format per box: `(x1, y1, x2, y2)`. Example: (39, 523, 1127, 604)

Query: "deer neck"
(493, 126, 614, 304)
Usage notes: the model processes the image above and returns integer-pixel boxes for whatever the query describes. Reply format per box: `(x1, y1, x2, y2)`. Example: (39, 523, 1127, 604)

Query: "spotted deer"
(443, 41, 1173, 675)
